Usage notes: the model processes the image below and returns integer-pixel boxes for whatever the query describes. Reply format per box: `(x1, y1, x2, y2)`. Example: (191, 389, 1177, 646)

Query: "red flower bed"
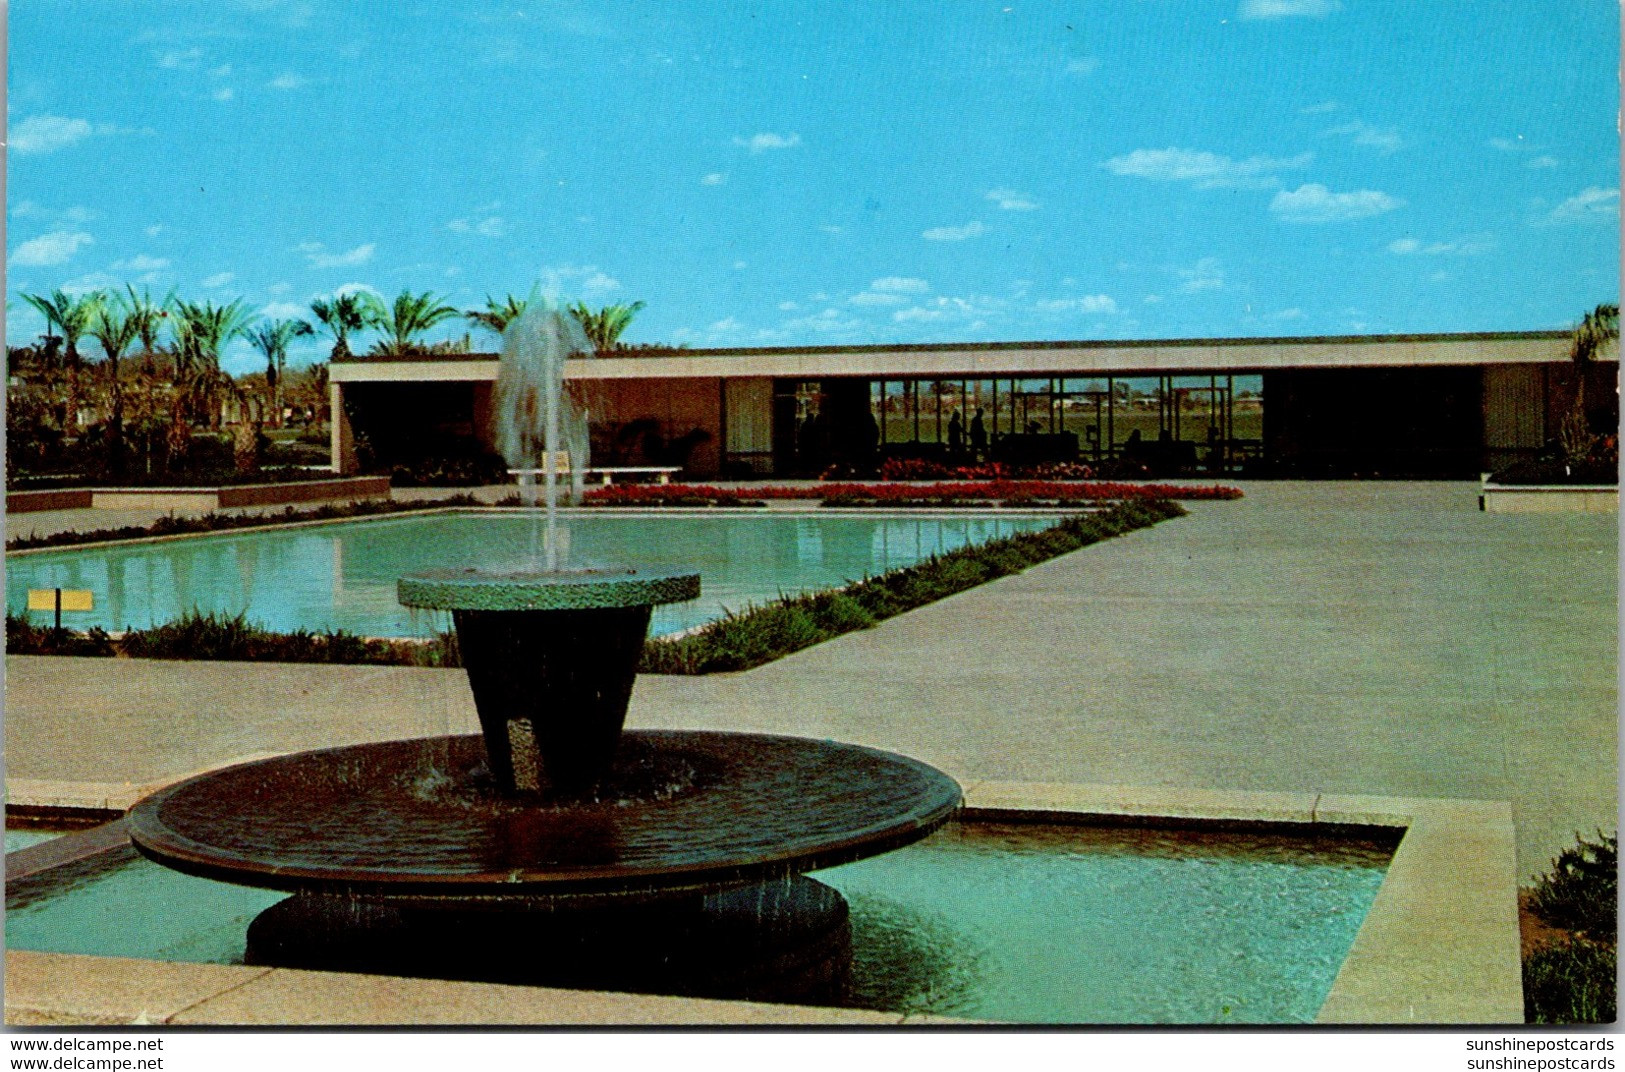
(584, 480, 1242, 506)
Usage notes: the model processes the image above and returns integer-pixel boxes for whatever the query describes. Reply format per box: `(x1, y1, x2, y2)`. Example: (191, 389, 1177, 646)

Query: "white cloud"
(537, 264, 622, 297)
(733, 132, 801, 153)
(1488, 137, 1526, 152)
(1548, 186, 1620, 222)
(1270, 308, 1306, 320)
(1386, 235, 1493, 256)
(1323, 120, 1402, 154)
(732, 260, 748, 270)
(922, 221, 985, 241)
(1269, 183, 1402, 223)
(701, 172, 726, 185)
(890, 294, 1007, 326)
(777, 301, 799, 311)
(985, 188, 1039, 211)
(268, 73, 309, 90)
(209, 64, 233, 78)
(212, 87, 236, 102)
(200, 271, 235, 288)
(157, 47, 204, 69)
(259, 302, 308, 320)
(1179, 258, 1226, 292)
(332, 282, 383, 300)
(9, 231, 94, 266)
(268, 282, 292, 294)
(1300, 100, 1340, 115)
(9, 115, 116, 155)
(1065, 57, 1099, 75)
(1527, 155, 1560, 169)
(850, 292, 906, 307)
(1101, 147, 1313, 189)
(301, 242, 376, 268)
(145, 224, 165, 238)
(1239, 0, 1340, 18)
(58, 272, 119, 295)
(447, 215, 506, 237)
(784, 308, 865, 334)
(1035, 295, 1119, 314)
(111, 254, 171, 272)
(869, 276, 930, 294)
(708, 316, 743, 333)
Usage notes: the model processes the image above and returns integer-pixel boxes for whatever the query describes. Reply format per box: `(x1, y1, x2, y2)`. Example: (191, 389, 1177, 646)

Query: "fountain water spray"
(491, 297, 593, 571)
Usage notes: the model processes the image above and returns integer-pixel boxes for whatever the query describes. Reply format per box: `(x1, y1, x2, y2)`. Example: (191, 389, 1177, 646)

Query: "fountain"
(125, 299, 962, 1005)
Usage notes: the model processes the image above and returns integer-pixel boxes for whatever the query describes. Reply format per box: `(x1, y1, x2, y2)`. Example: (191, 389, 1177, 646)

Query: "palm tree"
(465, 294, 529, 337)
(366, 289, 461, 356)
(21, 289, 98, 431)
(171, 298, 259, 431)
(247, 318, 314, 429)
(569, 300, 646, 353)
(85, 291, 143, 476)
(310, 292, 376, 360)
(1560, 302, 1620, 468)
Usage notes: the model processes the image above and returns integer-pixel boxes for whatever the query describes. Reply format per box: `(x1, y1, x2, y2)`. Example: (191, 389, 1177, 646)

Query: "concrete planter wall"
(1479, 482, 1619, 513)
(7, 476, 390, 514)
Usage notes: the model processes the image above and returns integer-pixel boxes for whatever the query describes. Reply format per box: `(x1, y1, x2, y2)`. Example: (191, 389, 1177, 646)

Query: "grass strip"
(639, 498, 1185, 674)
(6, 499, 1185, 674)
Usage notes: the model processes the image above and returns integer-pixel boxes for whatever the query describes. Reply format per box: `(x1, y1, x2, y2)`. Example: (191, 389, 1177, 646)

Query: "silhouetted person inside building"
(969, 408, 987, 459)
(948, 411, 964, 455)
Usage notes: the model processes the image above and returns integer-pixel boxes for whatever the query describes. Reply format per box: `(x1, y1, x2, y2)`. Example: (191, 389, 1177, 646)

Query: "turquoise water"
(5, 829, 61, 853)
(5, 512, 1054, 638)
(817, 822, 1391, 1024)
(5, 821, 1389, 1024)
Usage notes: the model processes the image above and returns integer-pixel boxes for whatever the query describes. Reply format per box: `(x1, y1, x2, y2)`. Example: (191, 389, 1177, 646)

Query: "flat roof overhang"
(329, 330, 1593, 385)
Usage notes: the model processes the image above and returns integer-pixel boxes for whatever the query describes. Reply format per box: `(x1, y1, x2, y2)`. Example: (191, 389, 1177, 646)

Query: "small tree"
(310, 292, 375, 360)
(569, 300, 645, 353)
(1559, 302, 1619, 470)
(466, 294, 529, 337)
(367, 290, 460, 356)
(21, 289, 98, 432)
(85, 291, 143, 477)
(247, 319, 314, 429)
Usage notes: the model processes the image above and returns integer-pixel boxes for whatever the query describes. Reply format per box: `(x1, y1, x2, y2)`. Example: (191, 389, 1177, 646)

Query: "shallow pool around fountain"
(5, 512, 1057, 638)
(5, 819, 1392, 1025)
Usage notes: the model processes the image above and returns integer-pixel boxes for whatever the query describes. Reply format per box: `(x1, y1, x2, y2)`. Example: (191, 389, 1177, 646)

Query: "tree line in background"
(5, 287, 651, 485)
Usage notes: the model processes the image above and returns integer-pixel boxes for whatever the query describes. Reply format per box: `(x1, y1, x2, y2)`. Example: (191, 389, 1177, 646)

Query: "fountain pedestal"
(399, 568, 700, 797)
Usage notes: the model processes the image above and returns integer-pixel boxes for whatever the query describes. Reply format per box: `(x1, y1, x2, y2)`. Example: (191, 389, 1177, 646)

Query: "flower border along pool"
(3, 780, 1522, 1026)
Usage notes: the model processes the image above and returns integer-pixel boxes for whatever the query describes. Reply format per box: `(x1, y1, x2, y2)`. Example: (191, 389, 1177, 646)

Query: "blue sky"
(7, 0, 1620, 372)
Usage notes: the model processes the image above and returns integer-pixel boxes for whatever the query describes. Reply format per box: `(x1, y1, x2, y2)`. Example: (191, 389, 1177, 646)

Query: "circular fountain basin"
(398, 567, 700, 612)
(126, 731, 963, 901)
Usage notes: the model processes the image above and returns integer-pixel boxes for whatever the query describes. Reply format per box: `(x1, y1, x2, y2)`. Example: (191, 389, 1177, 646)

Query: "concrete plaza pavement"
(5, 480, 1616, 880)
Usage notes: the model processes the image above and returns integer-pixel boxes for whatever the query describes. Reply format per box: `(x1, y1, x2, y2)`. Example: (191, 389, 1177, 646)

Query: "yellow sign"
(27, 589, 94, 612)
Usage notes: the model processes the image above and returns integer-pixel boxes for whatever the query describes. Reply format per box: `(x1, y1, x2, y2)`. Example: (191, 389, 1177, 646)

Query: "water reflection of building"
(330, 330, 1612, 480)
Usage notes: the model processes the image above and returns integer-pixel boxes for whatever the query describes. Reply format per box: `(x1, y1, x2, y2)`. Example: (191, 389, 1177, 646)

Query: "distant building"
(328, 330, 1616, 480)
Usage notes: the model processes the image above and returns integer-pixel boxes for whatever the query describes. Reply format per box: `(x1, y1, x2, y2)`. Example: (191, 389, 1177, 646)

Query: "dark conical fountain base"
(245, 877, 852, 1006)
(454, 605, 650, 798)
(399, 568, 702, 799)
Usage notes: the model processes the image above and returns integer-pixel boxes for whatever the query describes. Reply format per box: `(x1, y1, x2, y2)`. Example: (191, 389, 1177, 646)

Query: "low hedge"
(640, 498, 1185, 674)
(6, 499, 1186, 675)
(585, 480, 1241, 508)
(5, 610, 457, 668)
(1522, 830, 1618, 1024)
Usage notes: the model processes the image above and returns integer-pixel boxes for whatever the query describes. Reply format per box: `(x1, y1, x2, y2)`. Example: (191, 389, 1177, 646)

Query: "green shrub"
(1524, 938, 1617, 1024)
(1530, 831, 1618, 941)
(640, 499, 1186, 674)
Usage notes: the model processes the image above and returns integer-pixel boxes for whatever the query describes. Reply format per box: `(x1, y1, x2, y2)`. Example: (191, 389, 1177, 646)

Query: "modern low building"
(328, 329, 1616, 480)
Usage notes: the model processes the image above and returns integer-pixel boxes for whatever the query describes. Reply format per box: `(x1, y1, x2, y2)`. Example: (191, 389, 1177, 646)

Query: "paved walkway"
(5, 481, 1615, 879)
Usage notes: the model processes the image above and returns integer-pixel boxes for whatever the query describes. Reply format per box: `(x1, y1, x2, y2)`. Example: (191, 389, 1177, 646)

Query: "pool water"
(5, 512, 1055, 639)
(4, 821, 1391, 1024)
(5, 829, 63, 854)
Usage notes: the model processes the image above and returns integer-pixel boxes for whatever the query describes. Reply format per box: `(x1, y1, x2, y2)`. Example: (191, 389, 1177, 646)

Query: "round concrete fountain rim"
(124, 730, 964, 900)
(397, 568, 700, 611)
